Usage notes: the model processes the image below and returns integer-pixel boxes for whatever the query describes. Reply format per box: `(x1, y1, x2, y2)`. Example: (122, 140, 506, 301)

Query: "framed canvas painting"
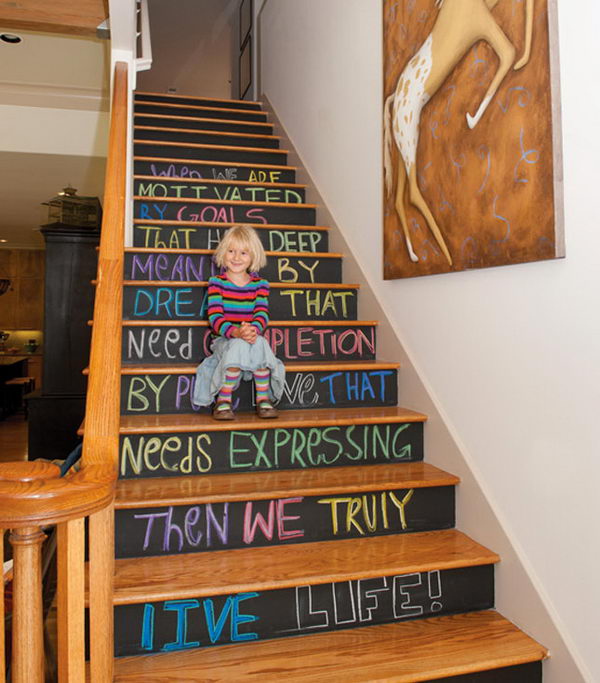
(383, 0, 564, 279)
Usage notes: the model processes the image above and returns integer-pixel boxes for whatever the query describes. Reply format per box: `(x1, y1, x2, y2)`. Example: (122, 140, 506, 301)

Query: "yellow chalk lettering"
(318, 497, 351, 535)
(277, 257, 298, 283)
(362, 495, 377, 532)
(388, 489, 414, 530)
(346, 497, 365, 535)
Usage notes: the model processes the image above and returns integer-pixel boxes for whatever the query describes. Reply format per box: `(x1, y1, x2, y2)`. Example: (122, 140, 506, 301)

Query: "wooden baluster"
(57, 518, 85, 682)
(10, 526, 46, 683)
(89, 506, 114, 683)
(1, 529, 5, 683)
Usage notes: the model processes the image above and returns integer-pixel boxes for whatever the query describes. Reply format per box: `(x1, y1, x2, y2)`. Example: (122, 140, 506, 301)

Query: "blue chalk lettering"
(174, 288, 195, 317)
(162, 599, 200, 652)
(141, 604, 155, 650)
(346, 372, 360, 402)
(133, 289, 154, 317)
(319, 371, 343, 404)
(361, 372, 376, 401)
(231, 593, 259, 642)
(203, 597, 233, 644)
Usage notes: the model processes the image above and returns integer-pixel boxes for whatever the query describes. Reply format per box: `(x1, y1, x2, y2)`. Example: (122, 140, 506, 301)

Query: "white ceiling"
(0, 28, 109, 249)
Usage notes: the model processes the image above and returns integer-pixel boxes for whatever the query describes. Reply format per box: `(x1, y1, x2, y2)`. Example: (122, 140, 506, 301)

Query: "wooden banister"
(0, 61, 129, 682)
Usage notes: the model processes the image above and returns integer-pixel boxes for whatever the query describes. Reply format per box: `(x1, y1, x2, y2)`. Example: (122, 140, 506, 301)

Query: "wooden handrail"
(0, 61, 129, 682)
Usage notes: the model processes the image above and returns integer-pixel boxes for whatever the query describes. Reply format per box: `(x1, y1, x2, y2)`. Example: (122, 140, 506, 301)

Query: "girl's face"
(223, 240, 252, 275)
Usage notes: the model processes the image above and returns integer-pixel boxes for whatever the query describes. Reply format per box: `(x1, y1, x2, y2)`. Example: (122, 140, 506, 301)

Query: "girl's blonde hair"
(213, 225, 267, 273)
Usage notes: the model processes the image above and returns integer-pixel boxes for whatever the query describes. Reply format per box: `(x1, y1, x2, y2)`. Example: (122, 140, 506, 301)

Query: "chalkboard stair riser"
(124, 249, 342, 284)
(134, 196, 316, 225)
(135, 92, 263, 111)
(120, 321, 377, 364)
(134, 101, 269, 122)
(115, 462, 458, 557)
(134, 140, 287, 165)
(133, 176, 307, 202)
(134, 157, 296, 183)
(134, 113, 274, 135)
(134, 125, 281, 150)
(132, 221, 329, 252)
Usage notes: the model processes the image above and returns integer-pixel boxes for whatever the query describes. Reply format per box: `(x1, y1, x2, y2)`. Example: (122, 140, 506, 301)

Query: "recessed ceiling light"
(0, 33, 22, 44)
(0, 239, 7, 243)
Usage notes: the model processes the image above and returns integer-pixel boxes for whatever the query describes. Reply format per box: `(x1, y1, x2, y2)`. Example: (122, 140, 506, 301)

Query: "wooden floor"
(0, 415, 28, 462)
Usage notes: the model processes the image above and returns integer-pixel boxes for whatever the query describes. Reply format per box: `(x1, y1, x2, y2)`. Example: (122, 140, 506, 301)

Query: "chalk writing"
(119, 422, 420, 478)
(279, 289, 354, 318)
(134, 225, 325, 253)
(289, 571, 443, 633)
(140, 593, 259, 652)
(137, 181, 303, 204)
(318, 490, 414, 536)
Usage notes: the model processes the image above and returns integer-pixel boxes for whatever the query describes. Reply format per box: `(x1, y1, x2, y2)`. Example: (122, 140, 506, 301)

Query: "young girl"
(193, 225, 285, 420)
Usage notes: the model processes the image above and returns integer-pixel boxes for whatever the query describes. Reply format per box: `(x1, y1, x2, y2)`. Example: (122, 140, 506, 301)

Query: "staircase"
(97, 91, 547, 680)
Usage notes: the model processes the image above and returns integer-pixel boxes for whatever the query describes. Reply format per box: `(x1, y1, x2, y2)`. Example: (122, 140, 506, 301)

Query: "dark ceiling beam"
(0, 0, 108, 37)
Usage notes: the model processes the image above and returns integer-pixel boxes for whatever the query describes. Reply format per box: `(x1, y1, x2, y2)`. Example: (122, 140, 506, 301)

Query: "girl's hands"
(239, 321, 258, 344)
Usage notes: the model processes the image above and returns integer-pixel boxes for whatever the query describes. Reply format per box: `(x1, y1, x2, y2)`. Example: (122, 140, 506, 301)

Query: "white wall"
(260, 1, 596, 680)
(136, 0, 237, 98)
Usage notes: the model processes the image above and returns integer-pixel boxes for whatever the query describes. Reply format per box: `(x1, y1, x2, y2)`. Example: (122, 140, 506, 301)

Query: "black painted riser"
(123, 285, 358, 321)
(135, 103, 268, 123)
(427, 662, 542, 683)
(134, 159, 296, 185)
(119, 422, 424, 479)
(135, 94, 262, 111)
(134, 178, 306, 203)
(116, 486, 455, 558)
(114, 565, 494, 657)
(134, 142, 287, 166)
(135, 127, 279, 150)
(134, 199, 315, 226)
(134, 115, 274, 136)
(121, 369, 398, 415)
(124, 252, 342, 284)
(122, 324, 376, 365)
(133, 224, 328, 253)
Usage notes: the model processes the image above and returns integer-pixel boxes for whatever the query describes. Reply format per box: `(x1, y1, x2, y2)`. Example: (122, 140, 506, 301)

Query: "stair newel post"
(57, 517, 86, 682)
(9, 526, 47, 683)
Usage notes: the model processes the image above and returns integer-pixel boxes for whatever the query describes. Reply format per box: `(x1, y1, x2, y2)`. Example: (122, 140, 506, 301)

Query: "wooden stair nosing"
(134, 112, 274, 130)
(125, 246, 340, 258)
(119, 319, 378, 327)
(134, 174, 306, 190)
(133, 195, 318, 209)
(122, 280, 358, 290)
(106, 530, 499, 605)
(118, 360, 398, 376)
(135, 124, 281, 143)
(134, 155, 296, 172)
(133, 218, 329, 231)
(135, 91, 263, 107)
(109, 611, 547, 682)
(79, 406, 427, 436)
(115, 462, 460, 509)
(133, 139, 289, 155)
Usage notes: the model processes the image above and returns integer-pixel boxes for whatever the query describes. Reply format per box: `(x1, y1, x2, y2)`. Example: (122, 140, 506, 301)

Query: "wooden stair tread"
(118, 360, 398, 375)
(108, 531, 499, 604)
(125, 246, 341, 258)
(133, 113, 274, 129)
(133, 195, 317, 209)
(115, 463, 460, 508)
(135, 125, 281, 142)
(134, 155, 296, 171)
(122, 280, 357, 289)
(134, 174, 304, 188)
(113, 406, 427, 435)
(135, 91, 263, 107)
(133, 139, 289, 154)
(109, 611, 547, 682)
(133, 218, 328, 230)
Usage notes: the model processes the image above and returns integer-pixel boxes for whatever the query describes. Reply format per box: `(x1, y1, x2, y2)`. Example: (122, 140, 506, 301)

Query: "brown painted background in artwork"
(383, 0, 560, 279)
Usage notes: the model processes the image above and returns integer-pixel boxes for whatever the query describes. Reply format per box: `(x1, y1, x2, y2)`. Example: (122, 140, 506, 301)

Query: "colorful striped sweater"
(206, 274, 270, 338)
